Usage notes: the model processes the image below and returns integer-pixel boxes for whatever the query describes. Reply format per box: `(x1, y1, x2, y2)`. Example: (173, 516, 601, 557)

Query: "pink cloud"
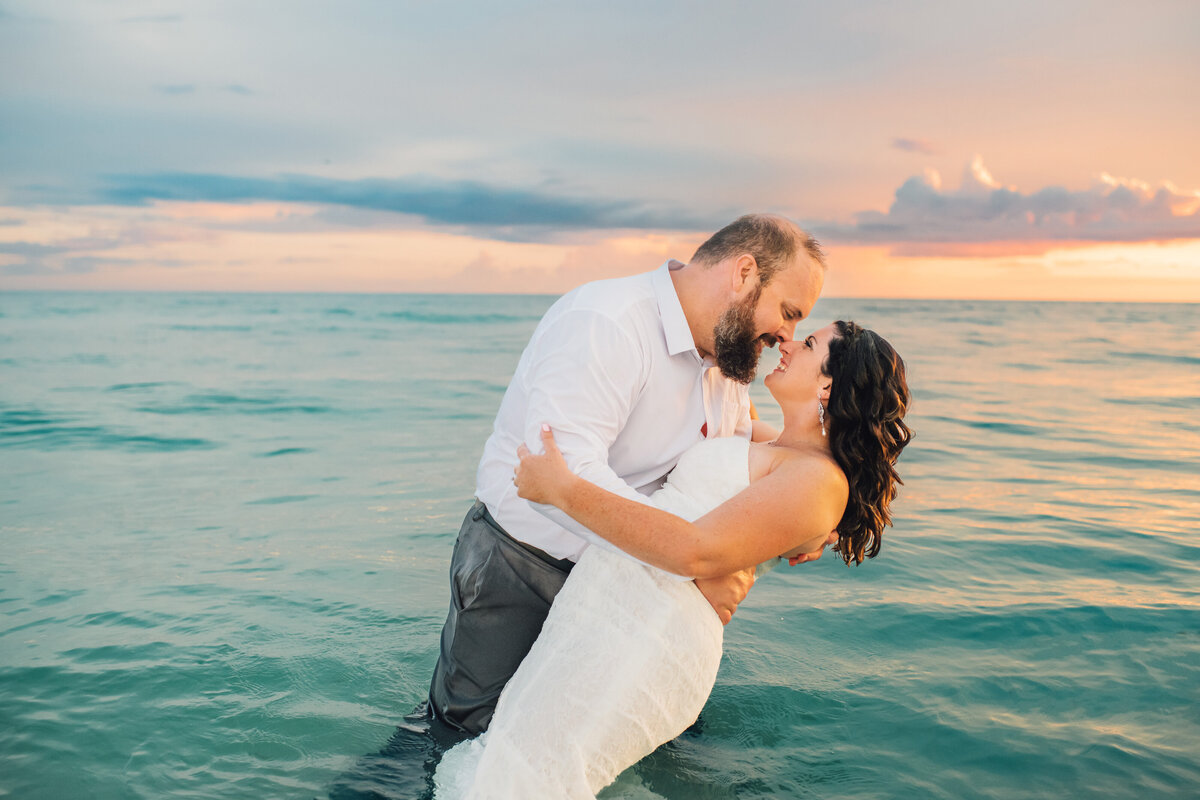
(890, 137, 941, 155)
(826, 157, 1200, 249)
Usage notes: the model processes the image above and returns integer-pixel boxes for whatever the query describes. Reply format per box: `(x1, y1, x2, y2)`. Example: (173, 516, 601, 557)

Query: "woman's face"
(763, 323, 837, 406)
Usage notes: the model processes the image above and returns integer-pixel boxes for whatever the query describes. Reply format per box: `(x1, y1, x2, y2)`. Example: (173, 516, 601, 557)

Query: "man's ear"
(730, 254, 759, 294)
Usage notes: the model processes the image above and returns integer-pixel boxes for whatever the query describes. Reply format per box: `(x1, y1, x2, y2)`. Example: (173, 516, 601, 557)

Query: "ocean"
(1, 291, 1197, 799)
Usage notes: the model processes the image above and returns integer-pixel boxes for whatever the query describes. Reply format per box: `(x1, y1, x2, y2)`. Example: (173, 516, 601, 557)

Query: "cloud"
(0, 229, 158, 275)
(155, 84, 196, 95)
(891, 137, 940, 155)
(821, 156, 1200, 246)
(62, 256, 153, 273)
(402, 233, 705, 294)
(0, 240, 71, 258)
(83, 172, 715, 234)
(223, 84, 253, 95)
(0, 254, 141, 277)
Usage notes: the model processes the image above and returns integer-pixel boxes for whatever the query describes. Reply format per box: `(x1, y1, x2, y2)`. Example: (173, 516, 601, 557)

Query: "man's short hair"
(691, 213, 826, 285)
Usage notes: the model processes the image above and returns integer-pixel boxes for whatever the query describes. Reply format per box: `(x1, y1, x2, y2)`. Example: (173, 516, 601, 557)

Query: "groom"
(430, 213, 829, 736)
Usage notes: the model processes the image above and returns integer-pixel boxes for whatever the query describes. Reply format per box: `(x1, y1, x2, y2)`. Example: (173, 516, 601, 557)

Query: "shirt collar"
(652, 260, 699, 357)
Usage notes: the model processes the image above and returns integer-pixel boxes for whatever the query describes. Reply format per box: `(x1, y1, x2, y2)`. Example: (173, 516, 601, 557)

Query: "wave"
(1105, 395, 1200, 410)
(375, 310, 542, 325)
(1112, 350, 1200, 367)
(831, 602, 1197, 647)
(0, 407, 217, 452)
(928, 415, 1042, 437)
(136, 393, 335, 416)
(258, 447, 314, 458)
(168, 324, 255, 332)
(69, 354, 113, 365)
(245, 494, 317, 505)
(106, 381, 177, 392)
(983, 442, 1197, 472)
(42, 305, 100, 316)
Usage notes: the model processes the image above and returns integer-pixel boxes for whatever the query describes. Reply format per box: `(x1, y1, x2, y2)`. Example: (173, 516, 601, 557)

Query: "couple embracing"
(430, 214, 911, 797)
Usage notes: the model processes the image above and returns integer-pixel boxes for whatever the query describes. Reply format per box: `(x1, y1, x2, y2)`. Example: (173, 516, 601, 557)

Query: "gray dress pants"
(428, 500, 574, 735)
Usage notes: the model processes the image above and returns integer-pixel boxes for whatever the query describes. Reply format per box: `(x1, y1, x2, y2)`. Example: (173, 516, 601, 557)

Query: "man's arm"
(751, 419, 780, 442)
(745, 400, 780, 442)
(694, 568, 756, 625)
(518, 311, 660, 551)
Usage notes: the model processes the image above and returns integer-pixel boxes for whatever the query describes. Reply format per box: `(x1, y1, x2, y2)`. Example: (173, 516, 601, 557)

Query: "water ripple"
(136, 392, 335, 416)
(0, 407, 217, 451)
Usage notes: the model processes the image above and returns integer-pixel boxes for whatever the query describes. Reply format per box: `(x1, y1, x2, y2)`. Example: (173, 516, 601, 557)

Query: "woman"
(433, 320, 911, 799)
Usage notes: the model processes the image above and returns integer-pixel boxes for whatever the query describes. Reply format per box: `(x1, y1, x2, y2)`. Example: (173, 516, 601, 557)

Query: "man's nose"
(774, 319, 798, 343)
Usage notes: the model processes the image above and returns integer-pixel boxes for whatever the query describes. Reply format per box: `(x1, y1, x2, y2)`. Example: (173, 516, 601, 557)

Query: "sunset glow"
(1, 2, 1196, 300)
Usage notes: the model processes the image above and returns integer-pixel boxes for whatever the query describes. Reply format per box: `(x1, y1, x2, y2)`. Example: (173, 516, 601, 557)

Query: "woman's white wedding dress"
(433, 435, 752, 799)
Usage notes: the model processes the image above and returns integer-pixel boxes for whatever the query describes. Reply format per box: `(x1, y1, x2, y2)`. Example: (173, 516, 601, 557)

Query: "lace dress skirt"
(434, 546, 723, 799)
(434, 436, 750, 799)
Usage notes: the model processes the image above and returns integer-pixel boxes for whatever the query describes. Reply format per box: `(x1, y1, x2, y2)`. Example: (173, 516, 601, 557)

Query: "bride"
(433, 320, 911, 799)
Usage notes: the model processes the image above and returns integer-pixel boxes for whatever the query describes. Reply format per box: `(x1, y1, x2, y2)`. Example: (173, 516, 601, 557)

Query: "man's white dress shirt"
(475, 261, 752, 564)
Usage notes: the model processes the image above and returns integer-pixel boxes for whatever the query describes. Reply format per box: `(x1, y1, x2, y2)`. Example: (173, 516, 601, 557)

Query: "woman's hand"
(514, 425, 578, 507)
(785, 530, 839, 566)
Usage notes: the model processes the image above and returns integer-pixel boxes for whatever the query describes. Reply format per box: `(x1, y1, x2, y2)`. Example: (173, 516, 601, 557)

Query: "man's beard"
(712, 288, 772, 384)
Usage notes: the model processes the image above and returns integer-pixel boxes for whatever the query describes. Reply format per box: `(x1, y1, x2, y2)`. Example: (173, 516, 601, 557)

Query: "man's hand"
(695, 567, 756, 625)
(786, 530, 839, 566)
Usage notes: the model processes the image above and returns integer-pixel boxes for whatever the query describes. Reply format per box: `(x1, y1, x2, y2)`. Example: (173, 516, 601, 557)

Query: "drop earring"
(818, 399, 827, 437)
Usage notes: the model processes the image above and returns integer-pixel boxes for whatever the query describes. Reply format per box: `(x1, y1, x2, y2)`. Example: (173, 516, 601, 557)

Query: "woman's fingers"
(516, 426, 556, 462)
(786, 531, 839, 566)
(787, 549, 821, 566)
(539, 423, 559, 454)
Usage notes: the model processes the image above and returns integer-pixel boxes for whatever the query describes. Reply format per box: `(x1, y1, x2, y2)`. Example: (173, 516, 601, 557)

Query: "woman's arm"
(516, 426, 846, 579)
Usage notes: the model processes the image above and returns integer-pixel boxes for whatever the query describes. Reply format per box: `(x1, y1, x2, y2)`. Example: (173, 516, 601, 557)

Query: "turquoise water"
(1, 292, 1197, 799)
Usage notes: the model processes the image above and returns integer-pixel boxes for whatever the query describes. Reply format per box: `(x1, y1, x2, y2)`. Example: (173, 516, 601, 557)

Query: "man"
(430, 213, 829, 736)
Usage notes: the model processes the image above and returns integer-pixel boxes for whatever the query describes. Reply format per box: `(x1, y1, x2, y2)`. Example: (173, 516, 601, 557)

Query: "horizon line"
(1, 288, 1196, 305)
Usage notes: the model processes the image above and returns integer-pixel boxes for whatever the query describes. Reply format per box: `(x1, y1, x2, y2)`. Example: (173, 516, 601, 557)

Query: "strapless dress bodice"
(650, 435, 751, 521)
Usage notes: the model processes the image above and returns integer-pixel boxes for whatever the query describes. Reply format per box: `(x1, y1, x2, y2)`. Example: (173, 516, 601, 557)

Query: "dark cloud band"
(90, 172, 713, 232)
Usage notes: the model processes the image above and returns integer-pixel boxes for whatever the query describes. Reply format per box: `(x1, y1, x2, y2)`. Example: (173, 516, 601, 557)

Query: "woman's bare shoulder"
(763, 445, 848, 497)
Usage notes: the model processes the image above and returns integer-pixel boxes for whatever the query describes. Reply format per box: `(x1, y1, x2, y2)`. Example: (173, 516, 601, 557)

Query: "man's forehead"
(774, 259, 823, 313)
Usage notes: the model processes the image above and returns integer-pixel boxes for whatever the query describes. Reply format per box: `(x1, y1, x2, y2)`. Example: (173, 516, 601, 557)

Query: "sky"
(1, 0, 1198, 300)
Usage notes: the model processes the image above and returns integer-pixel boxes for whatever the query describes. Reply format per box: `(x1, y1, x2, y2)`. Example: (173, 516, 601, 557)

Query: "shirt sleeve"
(733, 385, 753, 439)
(518, 308, 661, 554)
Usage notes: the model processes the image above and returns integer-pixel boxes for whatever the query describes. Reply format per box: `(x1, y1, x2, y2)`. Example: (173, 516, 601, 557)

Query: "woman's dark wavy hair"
(823, 320, 912, 565)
